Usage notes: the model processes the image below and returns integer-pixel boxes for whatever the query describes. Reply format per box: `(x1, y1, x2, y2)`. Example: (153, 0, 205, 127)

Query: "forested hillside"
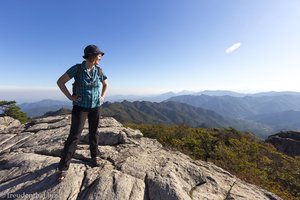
(100, 101, 270, 137)
(127, 123, 300, 200)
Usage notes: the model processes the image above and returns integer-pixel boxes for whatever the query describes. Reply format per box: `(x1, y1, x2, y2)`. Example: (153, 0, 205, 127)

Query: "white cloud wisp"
(225, 42, 241, 53)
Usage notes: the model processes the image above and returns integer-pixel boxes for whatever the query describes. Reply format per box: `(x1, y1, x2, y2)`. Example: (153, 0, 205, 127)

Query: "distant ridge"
(197, 90, 300, 97)
(248, 110, 300, 132)
(16, 91, 300, 138)
(251, 91, 300, 97)
(100, 100, 233, 128)
(106, 90, 195, 102)
(19, 99, 72, 117)
(196, 90, 248, 97)
(43, 107, 71, 117)
(99, 100, 270, 138)
(166, 94, 300, 118)
(106, 90, 300, 102)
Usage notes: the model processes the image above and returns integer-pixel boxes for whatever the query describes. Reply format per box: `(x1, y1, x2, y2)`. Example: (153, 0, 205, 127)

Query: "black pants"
(58, 105, 100, 171)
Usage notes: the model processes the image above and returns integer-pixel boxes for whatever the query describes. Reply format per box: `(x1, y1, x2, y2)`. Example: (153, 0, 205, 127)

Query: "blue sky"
(1, 0, 300, 102)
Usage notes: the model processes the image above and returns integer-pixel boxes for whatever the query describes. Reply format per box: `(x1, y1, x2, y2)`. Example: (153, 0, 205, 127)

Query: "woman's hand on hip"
(70, 95, 81, 102)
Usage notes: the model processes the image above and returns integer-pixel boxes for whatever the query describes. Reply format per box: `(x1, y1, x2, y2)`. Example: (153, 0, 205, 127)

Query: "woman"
(56, 44, 108, 182)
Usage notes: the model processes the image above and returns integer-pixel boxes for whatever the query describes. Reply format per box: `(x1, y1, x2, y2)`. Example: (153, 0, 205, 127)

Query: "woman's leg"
(58, 106, 87, 171)
(88, 106, 100, 159)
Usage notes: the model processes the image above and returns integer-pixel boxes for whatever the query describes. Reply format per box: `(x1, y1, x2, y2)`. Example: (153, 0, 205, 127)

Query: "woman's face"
(90, 54, 103, 65)
(95, 54, 103, 65)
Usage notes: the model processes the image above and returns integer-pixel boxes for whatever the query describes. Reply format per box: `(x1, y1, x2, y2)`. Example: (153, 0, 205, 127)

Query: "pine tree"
(0, 100, 27, 123)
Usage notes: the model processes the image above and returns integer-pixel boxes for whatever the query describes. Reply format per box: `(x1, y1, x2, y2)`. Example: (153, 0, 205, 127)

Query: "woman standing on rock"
(56, 44, 108, 182)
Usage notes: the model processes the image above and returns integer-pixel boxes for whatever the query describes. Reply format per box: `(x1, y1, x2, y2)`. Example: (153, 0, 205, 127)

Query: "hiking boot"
(57, 170, 67, 183)
(91, 157, 105, 167)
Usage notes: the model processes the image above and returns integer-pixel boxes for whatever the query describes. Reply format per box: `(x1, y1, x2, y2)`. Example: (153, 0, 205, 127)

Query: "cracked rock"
(0, 115, 282, 200)
(0, 116, 21, 130)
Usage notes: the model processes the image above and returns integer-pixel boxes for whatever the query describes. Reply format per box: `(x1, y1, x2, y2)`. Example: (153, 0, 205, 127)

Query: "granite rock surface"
(0, 115, 281, 200)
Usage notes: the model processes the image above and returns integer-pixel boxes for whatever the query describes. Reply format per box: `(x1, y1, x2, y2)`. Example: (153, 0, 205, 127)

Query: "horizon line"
(1, 88, 300, 95)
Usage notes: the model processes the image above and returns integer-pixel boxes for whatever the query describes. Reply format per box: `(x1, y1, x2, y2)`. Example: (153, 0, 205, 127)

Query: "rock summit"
(0, 115, 281, 199)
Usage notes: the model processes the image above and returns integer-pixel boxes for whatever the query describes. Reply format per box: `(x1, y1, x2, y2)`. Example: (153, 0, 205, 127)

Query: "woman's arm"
(101, 79, 108, 98)
(99, 79, 108, 104)
(57, 73, 77, 101)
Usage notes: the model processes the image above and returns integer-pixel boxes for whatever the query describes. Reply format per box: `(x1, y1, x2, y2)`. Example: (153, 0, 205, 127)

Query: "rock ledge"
(0, 115, 281, 200)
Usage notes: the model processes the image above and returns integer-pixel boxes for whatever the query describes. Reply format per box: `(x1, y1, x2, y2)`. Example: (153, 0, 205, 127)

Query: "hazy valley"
(18, 91, 300, 138)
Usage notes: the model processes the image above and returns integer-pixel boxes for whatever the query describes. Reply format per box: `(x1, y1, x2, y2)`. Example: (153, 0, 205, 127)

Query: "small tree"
(0, 100, 27, 123)
(198, 130, 219, 161)
(0, 101, 15, 112)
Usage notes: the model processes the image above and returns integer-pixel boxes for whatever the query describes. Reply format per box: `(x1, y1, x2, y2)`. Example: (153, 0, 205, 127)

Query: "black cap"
(83, 45, 104, 59)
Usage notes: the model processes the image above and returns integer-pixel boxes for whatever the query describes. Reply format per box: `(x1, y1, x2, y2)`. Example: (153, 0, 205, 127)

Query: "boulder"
(0, 115, 281, 200)
(0, 116, 21, 130)
(265, 131, 300, 156)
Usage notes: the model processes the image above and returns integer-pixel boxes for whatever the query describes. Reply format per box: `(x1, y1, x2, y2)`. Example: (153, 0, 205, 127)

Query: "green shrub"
(0, 100, 27, 123)
(126, 123, 300, 199)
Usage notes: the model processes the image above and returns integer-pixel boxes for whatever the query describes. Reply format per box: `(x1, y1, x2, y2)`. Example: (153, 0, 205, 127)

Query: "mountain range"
(101, 100, 233, 127)
(17, 91, 300, 138)
(167, 94, 300, 119)
(19, 99, 72, 117)
(106, 90, 300, 102)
